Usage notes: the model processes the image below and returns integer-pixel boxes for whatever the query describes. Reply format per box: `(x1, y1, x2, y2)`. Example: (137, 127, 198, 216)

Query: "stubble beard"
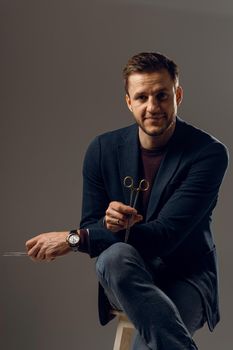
(139, 116, 176, 138)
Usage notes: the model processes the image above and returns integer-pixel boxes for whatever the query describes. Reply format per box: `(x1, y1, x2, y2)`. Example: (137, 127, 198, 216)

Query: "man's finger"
(27, 242, 41, 258)
(135, 214, 143, 222)
(26, 235, 41, 250)
(106, 207, 125, 221)
(36, 246, 47, 260)
(106, 224, 122, 233)
(110, 201, 137, 215)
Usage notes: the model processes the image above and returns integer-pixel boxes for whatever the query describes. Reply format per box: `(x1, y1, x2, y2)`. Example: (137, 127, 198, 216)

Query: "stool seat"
(111, 310, 134, 350)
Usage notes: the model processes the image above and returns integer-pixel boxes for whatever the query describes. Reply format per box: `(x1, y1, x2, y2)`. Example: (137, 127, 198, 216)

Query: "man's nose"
(147, 96, 160, 113)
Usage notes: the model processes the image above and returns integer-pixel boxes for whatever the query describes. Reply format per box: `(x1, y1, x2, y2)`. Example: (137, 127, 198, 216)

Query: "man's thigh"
(160, 278, 206, 336)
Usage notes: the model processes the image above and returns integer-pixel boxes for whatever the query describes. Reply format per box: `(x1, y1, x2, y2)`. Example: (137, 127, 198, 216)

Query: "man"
(26, 52, 228, 349)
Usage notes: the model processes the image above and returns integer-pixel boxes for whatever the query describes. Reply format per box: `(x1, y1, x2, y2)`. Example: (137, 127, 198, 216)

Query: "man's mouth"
(145, 114, 166, 120)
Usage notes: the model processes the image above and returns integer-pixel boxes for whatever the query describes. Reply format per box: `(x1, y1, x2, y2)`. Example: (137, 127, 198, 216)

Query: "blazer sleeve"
(128, 141, 229, 257)
(80, 136, 123, 256)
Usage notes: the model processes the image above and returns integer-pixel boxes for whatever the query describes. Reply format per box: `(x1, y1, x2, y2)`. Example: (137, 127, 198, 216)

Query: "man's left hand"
(25, 231, 71, 262)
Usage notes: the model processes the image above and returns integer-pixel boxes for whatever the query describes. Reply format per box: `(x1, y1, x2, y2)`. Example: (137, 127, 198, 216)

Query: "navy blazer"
(80, 117, 228, 330)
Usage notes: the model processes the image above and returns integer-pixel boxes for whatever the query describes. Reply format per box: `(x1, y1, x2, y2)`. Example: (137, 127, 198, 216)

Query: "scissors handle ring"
(138, 179, 150, 192)
(123, 176, 134, 189)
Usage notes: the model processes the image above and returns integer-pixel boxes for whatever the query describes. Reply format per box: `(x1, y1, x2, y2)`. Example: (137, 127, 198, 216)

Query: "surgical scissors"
(123, 176, 149, 243)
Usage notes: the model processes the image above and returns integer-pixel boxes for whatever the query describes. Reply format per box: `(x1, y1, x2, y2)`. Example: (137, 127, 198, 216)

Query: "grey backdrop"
(1, 1, 232, 349)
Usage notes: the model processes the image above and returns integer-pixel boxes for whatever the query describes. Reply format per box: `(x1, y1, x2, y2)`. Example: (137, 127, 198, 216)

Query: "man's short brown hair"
(123, 52, 179, 94)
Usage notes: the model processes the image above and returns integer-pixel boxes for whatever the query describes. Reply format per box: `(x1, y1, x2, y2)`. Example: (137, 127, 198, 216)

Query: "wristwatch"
(66, 230, 80, 252)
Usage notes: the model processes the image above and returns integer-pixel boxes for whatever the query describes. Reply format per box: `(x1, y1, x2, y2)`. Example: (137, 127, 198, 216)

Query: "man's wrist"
(78, 229, 90, 253)
(65, 229, 90, 253)
(66, 230, 81, 252)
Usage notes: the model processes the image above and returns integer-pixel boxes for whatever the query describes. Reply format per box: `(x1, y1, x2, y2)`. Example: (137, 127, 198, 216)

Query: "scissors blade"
(124, 214, 132, 243)
(3, 251, 28, 257)
(124, 226, 130, 243)
(132, 190, 140, 208)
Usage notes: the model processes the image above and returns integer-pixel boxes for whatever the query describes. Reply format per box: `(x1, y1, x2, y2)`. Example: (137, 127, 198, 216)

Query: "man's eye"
(137, 95, 147, 101)
(157, 92, 168, 101)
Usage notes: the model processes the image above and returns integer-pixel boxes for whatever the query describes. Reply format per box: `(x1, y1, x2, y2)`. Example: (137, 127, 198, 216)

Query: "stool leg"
(113, 320, 134, 350)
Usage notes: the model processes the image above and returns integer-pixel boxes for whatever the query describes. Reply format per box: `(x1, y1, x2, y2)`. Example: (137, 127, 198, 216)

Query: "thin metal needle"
(3, 251, 28, 257)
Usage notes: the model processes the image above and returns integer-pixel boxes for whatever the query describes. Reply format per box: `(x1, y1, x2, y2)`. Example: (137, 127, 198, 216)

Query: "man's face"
(126, 69, 183, 140)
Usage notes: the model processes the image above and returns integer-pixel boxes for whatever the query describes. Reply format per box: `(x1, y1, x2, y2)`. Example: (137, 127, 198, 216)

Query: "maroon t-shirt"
(139, 145, 167, 218)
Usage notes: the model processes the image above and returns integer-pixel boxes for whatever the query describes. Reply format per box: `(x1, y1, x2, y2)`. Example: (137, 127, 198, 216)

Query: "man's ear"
(176, 86, 183, 106)
(125, 94, 133, 112)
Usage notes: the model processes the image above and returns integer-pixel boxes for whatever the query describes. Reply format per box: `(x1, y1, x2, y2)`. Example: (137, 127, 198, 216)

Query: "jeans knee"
(95, 242, 139, 284)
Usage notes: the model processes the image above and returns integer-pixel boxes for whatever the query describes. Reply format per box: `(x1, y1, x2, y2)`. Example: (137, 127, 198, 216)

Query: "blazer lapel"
(146, 118, 186, 221)
(117, 124, 141, 205)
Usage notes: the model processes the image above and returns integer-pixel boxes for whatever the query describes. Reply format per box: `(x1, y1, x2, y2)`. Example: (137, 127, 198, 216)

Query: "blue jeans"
(96, 242, 205, 350)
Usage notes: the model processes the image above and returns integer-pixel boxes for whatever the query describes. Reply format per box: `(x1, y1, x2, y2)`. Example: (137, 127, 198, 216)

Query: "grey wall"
(1, 1, 232, 349)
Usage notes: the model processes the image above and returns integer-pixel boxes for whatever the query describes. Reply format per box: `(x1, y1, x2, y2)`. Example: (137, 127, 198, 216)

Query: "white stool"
(112, 310, 134, 350)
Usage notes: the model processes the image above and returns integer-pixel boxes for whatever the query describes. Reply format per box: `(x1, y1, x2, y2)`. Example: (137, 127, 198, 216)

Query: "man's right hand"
(25, 231, 71, 262)
(105, 201, 143, 233)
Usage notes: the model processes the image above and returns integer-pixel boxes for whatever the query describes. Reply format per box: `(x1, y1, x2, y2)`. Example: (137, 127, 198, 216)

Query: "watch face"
(69, 234, 80, 246)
